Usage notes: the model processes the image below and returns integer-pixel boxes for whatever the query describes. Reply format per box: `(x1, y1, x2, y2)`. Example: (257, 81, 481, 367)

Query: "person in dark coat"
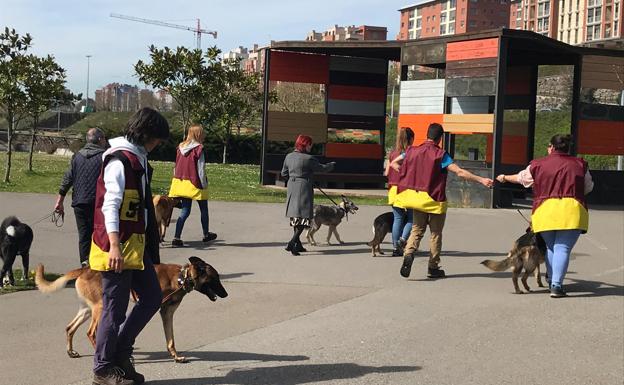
(281, 135, 335, 255)
(54, 127, 107, 266)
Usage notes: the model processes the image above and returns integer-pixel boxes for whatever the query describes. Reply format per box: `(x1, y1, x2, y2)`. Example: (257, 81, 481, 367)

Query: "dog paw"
(67, 350, 80, 358)
(174, 356, 189, 363)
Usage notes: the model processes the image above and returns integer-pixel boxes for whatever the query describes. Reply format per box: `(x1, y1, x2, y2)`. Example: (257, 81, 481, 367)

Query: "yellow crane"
(110, 13, 217, 49)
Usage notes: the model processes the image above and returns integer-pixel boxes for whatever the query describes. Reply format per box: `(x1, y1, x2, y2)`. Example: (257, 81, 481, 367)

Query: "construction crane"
(110, 13, 217, 49)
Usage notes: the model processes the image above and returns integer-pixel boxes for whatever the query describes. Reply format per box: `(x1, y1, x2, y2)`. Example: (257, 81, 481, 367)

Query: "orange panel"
(577, 120, 624, 155)
(505, 66, 532, 95)
(398, 114, 443, 146)
(446, 38, 499, 61)
(485, 134, 528, 165)
(269, 51, 329, 84)
(325, 143, 383, 159)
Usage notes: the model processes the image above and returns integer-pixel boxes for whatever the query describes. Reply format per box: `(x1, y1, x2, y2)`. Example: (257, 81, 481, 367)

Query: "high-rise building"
(94, 83, 140, 112)
(306, 25, 388, 41)
(510, 0, 622, 45)
(398, 0, 511, 40)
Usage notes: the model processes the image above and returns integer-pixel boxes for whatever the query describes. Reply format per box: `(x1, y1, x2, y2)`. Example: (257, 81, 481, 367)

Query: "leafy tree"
(23, 54, 72, 171)
(135, 45, 222, 134)
(0, 27, 32, 183)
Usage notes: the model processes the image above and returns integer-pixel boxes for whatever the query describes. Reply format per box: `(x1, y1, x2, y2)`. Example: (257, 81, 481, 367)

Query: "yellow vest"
(532, 197, 589, 233)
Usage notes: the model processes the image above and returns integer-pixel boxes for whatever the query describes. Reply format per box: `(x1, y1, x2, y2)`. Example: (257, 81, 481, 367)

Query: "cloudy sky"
(1, 0, 408, 95)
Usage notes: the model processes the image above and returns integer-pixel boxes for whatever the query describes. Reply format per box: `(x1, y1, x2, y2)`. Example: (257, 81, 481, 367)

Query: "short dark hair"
(124, 108, 170, 146)
(550, 134, 572, 153)
(85, 127, 105, 144)
(427, 123, 444, 142)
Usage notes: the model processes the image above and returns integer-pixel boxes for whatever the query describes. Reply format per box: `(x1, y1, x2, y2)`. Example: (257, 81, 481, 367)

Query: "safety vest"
(530, 152, 588, 233)
(89, 151, 146, 271)
(168, 145, 209, 200)
(394, 141, 449, 214)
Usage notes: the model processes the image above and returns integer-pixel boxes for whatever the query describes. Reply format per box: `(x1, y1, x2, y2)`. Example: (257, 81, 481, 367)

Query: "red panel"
(505, 66, 532, 95)
(446, 38, 499, 61)
(486, 135, 528, 165)
(577, 120, 624, 155)
(328, 85, 386, 102)
(398, 114, 443, 146)
(325, 143, 383, 159)
(269, 51, 329, 84)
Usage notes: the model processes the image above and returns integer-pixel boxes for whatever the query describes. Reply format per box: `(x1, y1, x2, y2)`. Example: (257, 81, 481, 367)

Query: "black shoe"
(295, 242, 307, 252)
(427, 267, 446, 279)
(171, 238, 184, 247)
(550, 285, 567, 298)
(400, 254, 415, 278)
(202, 232, 217, 242)
(285, 242, 300, 255)
(92, 367, 134, 385)
(117, 357, 144, 384)
(392, 248, 403, 257)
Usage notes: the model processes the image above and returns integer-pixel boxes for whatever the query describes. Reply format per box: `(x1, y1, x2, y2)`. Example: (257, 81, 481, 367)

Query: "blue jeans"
(539, 229, 581, 287)
(94, 256, 162, 373)
(392, 206, 413, 248)
(174, 198, 209, 239)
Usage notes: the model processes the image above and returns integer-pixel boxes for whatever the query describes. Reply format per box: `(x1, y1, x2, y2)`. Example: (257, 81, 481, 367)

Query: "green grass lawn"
(0, 269, 61, 296)
(0, 152, 386, 205)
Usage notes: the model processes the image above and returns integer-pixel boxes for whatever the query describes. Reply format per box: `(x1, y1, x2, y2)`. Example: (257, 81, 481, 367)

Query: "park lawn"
(0, 269, 61, 296)
(0, 152, 386, 205)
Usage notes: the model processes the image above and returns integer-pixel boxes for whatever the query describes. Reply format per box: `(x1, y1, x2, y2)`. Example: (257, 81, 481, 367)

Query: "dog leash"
(30, 211, 64, 227)
(516, 209, 531, 225)
(315, 185, 340, 207)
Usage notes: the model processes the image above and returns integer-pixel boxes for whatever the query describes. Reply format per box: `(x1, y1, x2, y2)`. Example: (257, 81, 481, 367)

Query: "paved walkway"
(0, 192, 622, 385)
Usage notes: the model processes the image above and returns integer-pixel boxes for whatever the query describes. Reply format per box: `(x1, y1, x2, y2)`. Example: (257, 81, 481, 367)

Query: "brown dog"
(153, 194, 180, 243)
(481, 230, 547, 294)
(35, 256, 227, 363)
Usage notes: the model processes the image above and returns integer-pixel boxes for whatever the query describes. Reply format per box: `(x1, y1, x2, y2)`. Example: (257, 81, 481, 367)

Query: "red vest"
(530, 152, 587, 212)
(387, 149, 401, 187)
(174, 146, 203, 189)
(397, 141, 448, 202)
(92, 150, 146, 253)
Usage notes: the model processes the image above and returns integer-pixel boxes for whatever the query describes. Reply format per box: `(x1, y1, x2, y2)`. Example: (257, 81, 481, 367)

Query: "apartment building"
(398, 0, 511, 40)
(509, 0, 622, 45)
(306, 25, 388, 41)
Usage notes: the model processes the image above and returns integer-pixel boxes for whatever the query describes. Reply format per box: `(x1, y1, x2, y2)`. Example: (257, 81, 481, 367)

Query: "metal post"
(491, 37, 509, 208)
(570, 55, 582, 156)
(260, 49, 272, 185)
(85, 55, 92, 112)
(618, 90, 624, 170)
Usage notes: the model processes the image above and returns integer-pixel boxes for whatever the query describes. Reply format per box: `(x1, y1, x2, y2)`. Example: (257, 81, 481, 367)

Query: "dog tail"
(480, 253, 514, 272)
(35, 264, 84, 294)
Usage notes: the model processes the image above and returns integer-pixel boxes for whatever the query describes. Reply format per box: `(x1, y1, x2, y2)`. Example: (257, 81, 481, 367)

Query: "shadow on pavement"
(134, 350, 309, 364)
(146, 363, 421, 385)
(220, 272, 254, 280)
(225, 242, 288, 248)
(442, 250, 508, 257)
(565, 278, 624, 297)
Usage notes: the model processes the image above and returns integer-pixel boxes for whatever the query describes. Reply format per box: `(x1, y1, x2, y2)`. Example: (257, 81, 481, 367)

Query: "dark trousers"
(93, 256, 162, 373)
(73, 203, 95, 265)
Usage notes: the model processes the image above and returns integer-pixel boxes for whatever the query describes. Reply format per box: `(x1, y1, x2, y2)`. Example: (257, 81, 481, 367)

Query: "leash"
(30, 211, 64, 227)
(516, 209, 531, 225)
(314, 185, 351, 222)
(161, 265, 194, 304)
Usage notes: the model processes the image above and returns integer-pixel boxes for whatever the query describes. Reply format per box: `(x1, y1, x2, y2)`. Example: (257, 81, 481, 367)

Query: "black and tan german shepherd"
(481, 228, 547, 294)
(35, 256, 227, 362)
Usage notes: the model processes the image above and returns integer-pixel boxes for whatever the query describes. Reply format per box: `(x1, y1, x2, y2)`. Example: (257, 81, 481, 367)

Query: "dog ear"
(188, 256, 205, 266)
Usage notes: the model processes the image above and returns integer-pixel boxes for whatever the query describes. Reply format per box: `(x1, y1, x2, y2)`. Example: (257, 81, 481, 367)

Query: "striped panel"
(328, 85, 386, 102)
(581, 55, 624, 91)
(505, 66, 532, 95)
(269, 51, 329, 84)
(577, 119, 624, 155)
(267, 111, 328, 143)
(443, 114, 494, 133)
(329, 70, 386, 88)
(579, 103, 624, 121)
(446, 38, 499, 61)
(398, 113, 444, 145)
(450, 97, 490, 114)
(485, 135, 528, 165)
(329, 56, 387, 74)
(446, 77, 497, 97)
(446, 58, 498, 79)
(399, 79, 445, 114)
(325, 143, 383, 159)
(327, 115, 386, 130)
(327, 100, 385, 116)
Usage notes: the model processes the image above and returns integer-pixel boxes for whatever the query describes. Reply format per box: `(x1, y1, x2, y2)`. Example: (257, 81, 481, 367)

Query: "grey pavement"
(0, 192, 622, 385)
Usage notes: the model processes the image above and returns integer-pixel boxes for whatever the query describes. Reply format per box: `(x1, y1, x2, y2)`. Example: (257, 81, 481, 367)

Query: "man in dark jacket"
(54, 128, 107, 266)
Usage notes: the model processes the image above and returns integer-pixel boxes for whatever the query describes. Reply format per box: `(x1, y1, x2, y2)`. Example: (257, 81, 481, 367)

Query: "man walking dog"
(54, 128, 107, 266)
(391, 123, 493, 279)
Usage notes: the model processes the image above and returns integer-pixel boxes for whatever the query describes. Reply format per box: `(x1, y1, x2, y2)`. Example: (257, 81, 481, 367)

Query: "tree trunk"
(28, 116, 38, 172)
(222, 137, 227, 164)
(4, 113, 14, 183)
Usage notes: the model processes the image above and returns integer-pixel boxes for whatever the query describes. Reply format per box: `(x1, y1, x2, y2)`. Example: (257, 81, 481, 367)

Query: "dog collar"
(177, 265, 195, 293)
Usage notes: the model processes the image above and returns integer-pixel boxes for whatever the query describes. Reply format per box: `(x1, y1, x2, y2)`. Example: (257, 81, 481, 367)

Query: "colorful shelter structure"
(260, 29, 624, 207)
